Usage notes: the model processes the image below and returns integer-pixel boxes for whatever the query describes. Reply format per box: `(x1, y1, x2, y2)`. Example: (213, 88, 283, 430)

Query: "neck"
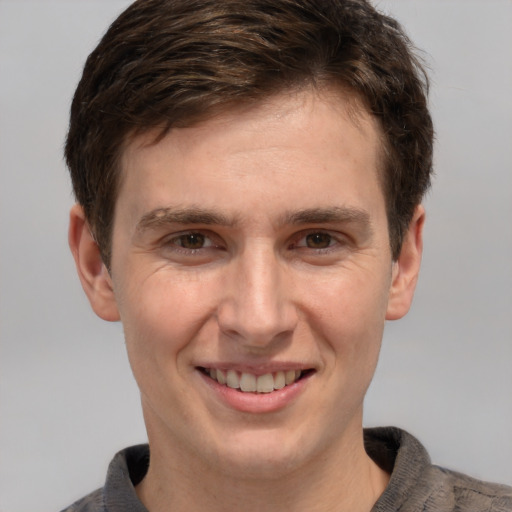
(136, 423, 389, 512)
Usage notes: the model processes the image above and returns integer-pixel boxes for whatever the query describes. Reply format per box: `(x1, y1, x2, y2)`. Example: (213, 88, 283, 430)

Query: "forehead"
(116, 88, 385, 229)
(124, 85, 380, 155)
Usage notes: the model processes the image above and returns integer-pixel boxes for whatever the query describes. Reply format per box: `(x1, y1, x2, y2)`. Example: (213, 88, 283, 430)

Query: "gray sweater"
(60, 427, 512, 511)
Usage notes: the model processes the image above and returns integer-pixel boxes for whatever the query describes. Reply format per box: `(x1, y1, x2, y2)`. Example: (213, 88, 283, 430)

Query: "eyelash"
(162, 229, 345, 255)
(290, 230, 341, 252)
(163, 231, 223, 254)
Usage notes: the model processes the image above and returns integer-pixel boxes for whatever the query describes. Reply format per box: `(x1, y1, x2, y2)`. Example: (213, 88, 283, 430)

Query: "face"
(72, 88, 423, 478)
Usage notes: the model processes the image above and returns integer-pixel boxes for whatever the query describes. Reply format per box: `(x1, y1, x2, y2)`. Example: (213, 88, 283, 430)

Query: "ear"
(386, 205, 425, 320)
(68, 204, 120, 322)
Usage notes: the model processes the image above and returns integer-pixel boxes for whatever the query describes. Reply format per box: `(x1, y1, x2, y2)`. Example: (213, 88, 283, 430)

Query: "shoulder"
(59, 488, 104, 512)
(428, 465, 512, 512)
(59, 444, 149, 512)
(365, 427, 512, 512)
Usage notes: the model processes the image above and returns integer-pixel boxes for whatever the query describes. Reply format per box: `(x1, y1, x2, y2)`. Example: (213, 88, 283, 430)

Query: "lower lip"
(197, 370, 312, 414)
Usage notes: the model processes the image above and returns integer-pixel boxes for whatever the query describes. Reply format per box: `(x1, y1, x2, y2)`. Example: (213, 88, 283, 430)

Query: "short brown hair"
(66, 0, 433, 265)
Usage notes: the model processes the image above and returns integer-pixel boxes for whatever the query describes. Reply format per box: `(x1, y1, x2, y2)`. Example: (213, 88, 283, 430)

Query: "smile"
(200, 368, 306, 393)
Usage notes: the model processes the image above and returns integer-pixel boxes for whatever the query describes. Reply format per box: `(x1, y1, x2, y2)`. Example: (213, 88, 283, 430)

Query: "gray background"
(1, 1, 511, 510)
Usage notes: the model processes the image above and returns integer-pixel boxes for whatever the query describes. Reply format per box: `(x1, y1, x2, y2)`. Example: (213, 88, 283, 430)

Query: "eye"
(160, 230, 225, 264)
(174, 232, 209, 250)
(303, 232, 333, 249)
(163, 231, 221, 253)
(293, 231, 337, 250)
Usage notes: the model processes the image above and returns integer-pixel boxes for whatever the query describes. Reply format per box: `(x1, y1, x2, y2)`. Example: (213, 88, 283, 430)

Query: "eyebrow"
(281, 206, 371, 227)
(136, 206, 237, 233)
(135, 205, 372, 234)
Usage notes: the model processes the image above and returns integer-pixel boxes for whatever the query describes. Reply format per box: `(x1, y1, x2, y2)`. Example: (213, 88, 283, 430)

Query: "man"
(63, 0, 512, 511)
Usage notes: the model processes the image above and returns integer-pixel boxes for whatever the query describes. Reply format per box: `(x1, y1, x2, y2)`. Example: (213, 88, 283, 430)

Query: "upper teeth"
(208, 369, 302, 393)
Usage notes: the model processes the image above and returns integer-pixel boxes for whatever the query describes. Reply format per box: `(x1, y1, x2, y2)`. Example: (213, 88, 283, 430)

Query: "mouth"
(198, 367, 313, 393)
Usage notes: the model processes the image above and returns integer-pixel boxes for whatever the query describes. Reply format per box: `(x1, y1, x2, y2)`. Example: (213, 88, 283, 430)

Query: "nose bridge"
(217, 240, 297, 345)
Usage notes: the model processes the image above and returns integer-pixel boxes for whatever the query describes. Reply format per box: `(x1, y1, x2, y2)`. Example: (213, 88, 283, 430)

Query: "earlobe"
(68, 204, 120, 322)
(385, 205, 425, 321)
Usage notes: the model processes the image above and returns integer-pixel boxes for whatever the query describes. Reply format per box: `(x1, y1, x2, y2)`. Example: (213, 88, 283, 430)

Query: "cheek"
(301, 265, 391, 378)
(305, 263, 391, 332)
(116, 269, 219, 373)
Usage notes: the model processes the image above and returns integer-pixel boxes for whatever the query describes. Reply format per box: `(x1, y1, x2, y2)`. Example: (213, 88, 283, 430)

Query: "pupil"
(306, 233, 331, 249)
(181, 233, 205, 249)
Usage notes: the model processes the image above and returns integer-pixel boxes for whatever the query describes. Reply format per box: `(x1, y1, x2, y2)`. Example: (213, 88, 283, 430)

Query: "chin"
(206, 428, 315, 479)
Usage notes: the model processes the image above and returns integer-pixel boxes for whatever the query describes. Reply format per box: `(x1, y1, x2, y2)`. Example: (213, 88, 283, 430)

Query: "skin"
(69, 88, 424, 512)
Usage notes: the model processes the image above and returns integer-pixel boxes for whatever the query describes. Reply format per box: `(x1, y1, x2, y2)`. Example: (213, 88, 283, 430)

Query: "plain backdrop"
(1, 1, 511, 511)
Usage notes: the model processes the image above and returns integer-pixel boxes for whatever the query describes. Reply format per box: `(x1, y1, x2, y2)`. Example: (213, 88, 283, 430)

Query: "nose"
(216, 244, 298, 349)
